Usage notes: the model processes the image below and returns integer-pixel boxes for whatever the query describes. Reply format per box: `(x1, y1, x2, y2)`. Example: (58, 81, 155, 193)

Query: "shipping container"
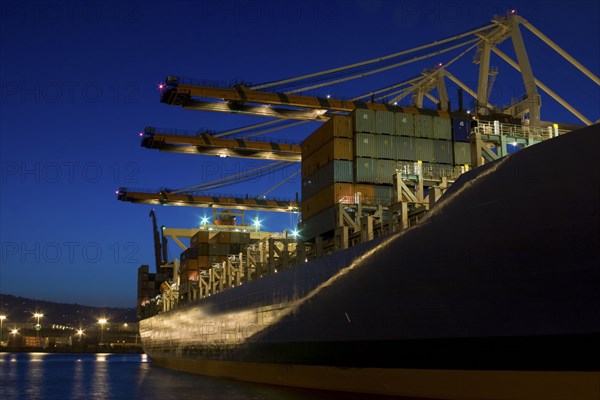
(375, 110, 395, 135)
(302, 160, 354, 199)
(355, 157, 377, 183)
(181, 257, 200, 271)
(452, 118, 471, 142)
(301, 183, 355, 220)
(375, 185, 395, 205)
(302, 137, 354, 177)
(354, 184, 376, 205)
(414, 114, 433, 138)
(352, 109, 376, 133)
(376, 159, 396, 185)
(414, 138, 435, 162)
(196, 243, 210, 256)
(190, 230, 210, 248)
(374, 134, 395, 160)
(453, 142, 471, 165)
(394, 136, 416, 161)
(354, 133, 377, 158)
(434, 140, 454, 164)
(432, 116, 452, 140)
(181, 247, 199, 261)
(301, 205, 338, 239)
(395, 112, 414, 136)
(301, 115, 353, 157)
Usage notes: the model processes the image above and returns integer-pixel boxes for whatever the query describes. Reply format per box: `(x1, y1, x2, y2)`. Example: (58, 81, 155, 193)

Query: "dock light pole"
(33, 313, 43, 343)
(98, 319, 107, 345)
(0, 315, 6, 346)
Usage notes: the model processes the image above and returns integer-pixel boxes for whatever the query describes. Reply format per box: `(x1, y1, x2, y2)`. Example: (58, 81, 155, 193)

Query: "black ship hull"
(141, 125, 600, 399)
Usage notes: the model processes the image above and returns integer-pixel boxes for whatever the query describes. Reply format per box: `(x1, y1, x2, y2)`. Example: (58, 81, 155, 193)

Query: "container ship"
(117, 14, 600, 399)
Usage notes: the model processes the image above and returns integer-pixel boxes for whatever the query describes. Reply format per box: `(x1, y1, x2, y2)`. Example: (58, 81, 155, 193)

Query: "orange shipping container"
(301, 183, 355, 220)
(301, 115, 353, 158)
(302, 138, 353, 177)
(354, 184, 376, 205)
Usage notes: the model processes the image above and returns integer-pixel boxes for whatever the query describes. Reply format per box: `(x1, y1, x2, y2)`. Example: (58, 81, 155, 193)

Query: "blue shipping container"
(452, 118, 471, 142)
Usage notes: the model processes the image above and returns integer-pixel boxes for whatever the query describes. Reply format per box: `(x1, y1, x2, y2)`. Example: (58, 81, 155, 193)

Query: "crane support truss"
(117, 188, 299, 213)
(141, 128, 301, 162)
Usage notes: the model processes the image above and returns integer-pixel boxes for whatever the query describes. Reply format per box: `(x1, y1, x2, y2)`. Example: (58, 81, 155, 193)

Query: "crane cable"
(197, 163, 294, 193)
(238, 120, 310, 139)
(250, 23, 496, 91)
(171, 161, 289, 194)
(286, 38, 481, 94)
(257, 169, 300, 199)
(385, 39, 483, 104)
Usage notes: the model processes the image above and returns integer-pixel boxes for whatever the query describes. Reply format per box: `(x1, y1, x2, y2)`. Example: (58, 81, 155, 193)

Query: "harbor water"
(0, 352, 394, 400)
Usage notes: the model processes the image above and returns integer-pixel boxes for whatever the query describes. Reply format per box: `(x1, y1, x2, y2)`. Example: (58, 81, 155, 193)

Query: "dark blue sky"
(1, 0, 598, 307)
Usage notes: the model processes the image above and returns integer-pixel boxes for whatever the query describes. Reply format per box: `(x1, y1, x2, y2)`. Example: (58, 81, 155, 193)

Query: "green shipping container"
(376, 159, 396, 185)
(432, 116, 452, 140)
(374, 134, 395, 160)
(353, 109, 376, 133)
(375, 110, 395, 135)
(434, 140, 453, 164)
(355, 133, 377, 158)
(414, 114, 433, 138)
(395, 112, 414, 136)
(454, 142, 471, 165)
(394, 136, 416, 161)
(414, 138, 435, 162)
(355, 157, 377, 183)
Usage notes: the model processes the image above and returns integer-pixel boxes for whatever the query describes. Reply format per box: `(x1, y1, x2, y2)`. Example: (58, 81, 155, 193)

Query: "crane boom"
(160, 77, 437, 115)
(141, 128, 301, 161)
(117, 188, 299, 213)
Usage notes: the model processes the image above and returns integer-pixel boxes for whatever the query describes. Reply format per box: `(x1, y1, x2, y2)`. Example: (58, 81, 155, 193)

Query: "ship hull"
(151, 356, 598, 399)
(140, 125, 600, 399)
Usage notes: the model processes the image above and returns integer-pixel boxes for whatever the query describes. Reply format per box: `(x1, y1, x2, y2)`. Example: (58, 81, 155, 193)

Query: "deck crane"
(149, 209, 169, 274)
(119, 188, 299, 213)
(120, 12, 599, 212)
(158, 13, 598, 127)
(140, 126, 301, 162)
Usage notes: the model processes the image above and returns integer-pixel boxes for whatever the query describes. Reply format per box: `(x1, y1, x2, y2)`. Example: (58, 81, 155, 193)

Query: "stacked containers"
(183, 230, 251, 278)
(302, 160, 353, 199)
(302, 115, 354, 220)
(301, 110, 466, 238)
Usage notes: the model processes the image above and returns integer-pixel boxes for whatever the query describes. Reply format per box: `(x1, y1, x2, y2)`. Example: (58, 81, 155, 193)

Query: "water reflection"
(90, 354, 110, 399)
(25, 352, 46, 399)
(0, 353, 393, 400)
(71, 354, 84, 399)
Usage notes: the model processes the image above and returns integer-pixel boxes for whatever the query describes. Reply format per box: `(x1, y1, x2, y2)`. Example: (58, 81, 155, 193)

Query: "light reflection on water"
(0, 353, 387, 400)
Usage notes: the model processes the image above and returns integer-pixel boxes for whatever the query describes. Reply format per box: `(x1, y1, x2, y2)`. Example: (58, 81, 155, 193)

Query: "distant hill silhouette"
(0, 293, 137, 326)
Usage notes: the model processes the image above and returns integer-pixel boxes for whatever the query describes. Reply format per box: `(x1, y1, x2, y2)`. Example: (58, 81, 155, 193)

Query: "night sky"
(1, 1, 598, 307)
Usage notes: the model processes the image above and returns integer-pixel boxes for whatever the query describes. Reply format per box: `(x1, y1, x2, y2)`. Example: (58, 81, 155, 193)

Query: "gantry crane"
(119, 11, 598, 212)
